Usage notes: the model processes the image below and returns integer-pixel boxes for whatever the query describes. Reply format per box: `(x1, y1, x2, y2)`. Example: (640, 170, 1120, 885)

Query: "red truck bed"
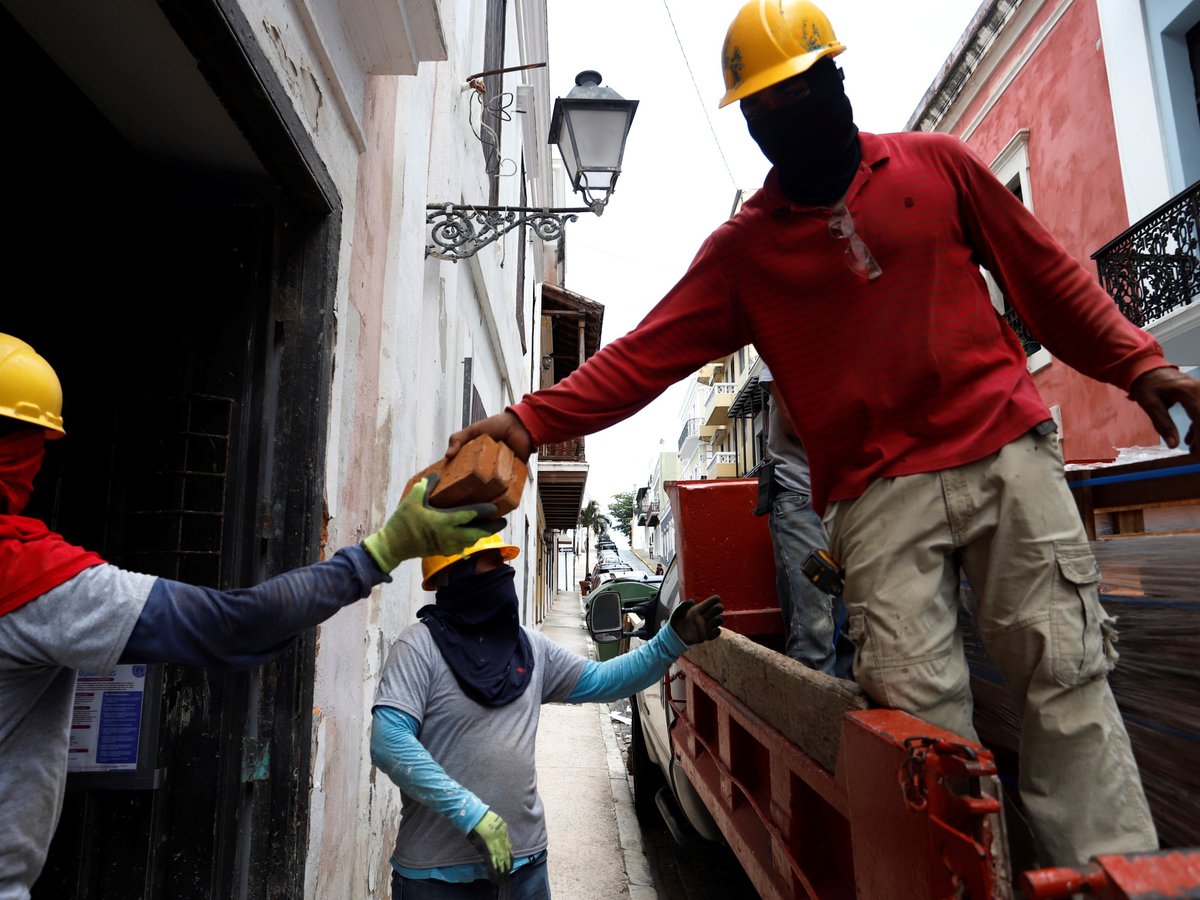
(660, 478, 1200, 899)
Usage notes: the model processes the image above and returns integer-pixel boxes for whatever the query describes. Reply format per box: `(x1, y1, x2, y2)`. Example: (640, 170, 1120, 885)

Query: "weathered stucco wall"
(285, 0, 546, 893)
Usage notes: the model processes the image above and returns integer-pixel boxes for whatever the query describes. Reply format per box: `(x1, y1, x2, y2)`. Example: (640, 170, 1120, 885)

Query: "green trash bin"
(583, 577, 663, 661)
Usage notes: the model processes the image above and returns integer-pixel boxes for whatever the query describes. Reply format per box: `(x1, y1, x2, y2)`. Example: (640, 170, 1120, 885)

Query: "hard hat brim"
(718, 43, 845, 108)
(421, 540, 520, 591)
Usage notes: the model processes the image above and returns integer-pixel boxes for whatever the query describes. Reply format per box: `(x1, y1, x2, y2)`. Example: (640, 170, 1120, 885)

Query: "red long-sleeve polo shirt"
(512, 132, 1166, 514)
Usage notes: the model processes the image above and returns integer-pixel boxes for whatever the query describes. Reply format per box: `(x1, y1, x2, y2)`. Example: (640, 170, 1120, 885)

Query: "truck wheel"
(630, 699, 666, 824)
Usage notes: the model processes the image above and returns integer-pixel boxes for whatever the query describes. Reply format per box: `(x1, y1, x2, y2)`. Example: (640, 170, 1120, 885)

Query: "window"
(1187, 19, 1200, 160)
(984, 129, 1050, 371)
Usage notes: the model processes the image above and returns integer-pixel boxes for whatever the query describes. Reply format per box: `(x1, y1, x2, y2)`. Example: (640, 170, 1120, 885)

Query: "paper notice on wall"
(67, 664, 147, 773)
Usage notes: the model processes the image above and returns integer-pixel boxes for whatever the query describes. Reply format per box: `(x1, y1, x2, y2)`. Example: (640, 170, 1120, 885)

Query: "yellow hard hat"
(0, 333, 66, 438)
(421, 532, 520, 591)
(719, 0, 846, 108)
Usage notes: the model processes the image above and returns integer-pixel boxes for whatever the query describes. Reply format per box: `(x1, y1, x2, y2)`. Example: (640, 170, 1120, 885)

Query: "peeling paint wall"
(231, 0, 550, 895)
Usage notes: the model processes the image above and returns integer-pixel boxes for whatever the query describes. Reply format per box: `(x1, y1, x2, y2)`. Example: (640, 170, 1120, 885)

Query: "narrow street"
(604, 696, 758, 900)
(556, 532, 753, 897)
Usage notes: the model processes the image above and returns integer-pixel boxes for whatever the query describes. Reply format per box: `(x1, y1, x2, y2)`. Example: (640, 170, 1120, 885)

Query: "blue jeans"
(769, 491, 853, 677)
(391, 856, 550, 900)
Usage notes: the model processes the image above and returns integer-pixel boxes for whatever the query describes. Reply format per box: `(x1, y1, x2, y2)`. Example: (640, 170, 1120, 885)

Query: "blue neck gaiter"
(418, 564, 534, 708)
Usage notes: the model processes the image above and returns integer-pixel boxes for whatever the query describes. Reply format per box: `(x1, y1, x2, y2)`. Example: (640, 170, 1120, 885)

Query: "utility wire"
(661, 0, 739, 191)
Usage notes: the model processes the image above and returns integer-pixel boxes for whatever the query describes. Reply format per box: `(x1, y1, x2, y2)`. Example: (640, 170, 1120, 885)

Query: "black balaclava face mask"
(744, 57, 861, 207)
(418, 556, 534, 707)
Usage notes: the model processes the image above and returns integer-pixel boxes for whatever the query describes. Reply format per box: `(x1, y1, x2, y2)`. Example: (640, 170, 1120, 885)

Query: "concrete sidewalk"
(535, 589, 657, 900)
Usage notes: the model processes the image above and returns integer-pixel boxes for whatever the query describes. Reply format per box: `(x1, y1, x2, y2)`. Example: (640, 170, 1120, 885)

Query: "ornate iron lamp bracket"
(426, 203, 589, 262)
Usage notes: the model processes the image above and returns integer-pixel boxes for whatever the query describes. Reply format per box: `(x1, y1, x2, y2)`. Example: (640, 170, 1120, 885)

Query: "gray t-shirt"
(373, 623, 586, 868)
(760, 363, 812, 496)
(0, 564, 156, 900)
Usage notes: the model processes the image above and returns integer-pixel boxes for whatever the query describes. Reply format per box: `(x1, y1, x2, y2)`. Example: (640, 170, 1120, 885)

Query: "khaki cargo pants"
(822, 430, 1157, 867)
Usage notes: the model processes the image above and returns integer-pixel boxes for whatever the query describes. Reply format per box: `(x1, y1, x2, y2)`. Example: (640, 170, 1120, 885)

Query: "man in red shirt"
(447, 0, 1199, 870)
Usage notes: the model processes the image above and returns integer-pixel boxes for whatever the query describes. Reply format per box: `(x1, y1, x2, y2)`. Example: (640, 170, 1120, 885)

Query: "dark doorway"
(2, 0, 340, 895)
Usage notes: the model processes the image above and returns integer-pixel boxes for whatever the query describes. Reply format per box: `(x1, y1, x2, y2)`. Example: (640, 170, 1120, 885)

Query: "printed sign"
(67, 664, 148, 773)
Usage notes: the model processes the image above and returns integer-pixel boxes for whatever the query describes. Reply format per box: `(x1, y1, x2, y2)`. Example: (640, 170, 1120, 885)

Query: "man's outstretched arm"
(447, 241, 751, 460)
(121, 475, 501, 669)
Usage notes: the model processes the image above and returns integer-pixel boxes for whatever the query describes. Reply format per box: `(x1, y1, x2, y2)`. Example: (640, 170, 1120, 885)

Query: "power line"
(660, 0, 739, 190)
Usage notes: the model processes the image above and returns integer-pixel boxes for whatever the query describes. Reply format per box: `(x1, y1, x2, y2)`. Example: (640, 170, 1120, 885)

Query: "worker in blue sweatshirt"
(372, 534, 724, 899)
(0, 333, 502, 900)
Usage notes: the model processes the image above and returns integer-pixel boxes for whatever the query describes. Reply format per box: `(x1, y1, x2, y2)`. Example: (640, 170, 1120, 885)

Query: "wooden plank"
(687, 630, 869, 772)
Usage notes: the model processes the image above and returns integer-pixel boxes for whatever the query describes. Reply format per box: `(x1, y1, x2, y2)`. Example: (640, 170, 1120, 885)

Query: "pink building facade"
(910, 0, 1179, 462)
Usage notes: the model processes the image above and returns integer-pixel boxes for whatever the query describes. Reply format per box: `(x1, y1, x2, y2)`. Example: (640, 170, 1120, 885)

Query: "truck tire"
(630, 699, 666, 824)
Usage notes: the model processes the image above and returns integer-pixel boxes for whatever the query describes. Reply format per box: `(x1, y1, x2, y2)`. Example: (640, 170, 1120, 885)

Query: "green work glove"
(467, 809, 512, 884)
(363, 473, 503, 573)
(669, 595, 725, 645)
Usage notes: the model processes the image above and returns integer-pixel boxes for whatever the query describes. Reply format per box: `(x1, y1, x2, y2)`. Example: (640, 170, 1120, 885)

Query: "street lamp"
(548, 70, 639, 215)
(426, 70, 638, 261)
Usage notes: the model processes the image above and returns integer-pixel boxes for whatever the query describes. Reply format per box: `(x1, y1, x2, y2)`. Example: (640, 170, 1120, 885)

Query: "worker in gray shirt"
(0, 333, 500, 900)
(372, 535, 724, 897)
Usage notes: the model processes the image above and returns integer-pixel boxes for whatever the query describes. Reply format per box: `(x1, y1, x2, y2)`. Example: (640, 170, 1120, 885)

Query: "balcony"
(638, 500, 661, 527)
(678, 417, 701, 455)
(1093, 182, 1199, 328)
(1092, 181, 1200, 363)
(697, 362, 725, 386)
(728, 369, 764, 419)
(537, 437, 588, 530)
(1001, 182, 1200, 366)
(703, 382, 736, 426)
(707, 450, 738, 479)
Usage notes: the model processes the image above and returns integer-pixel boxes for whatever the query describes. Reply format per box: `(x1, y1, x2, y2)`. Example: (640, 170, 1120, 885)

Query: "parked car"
(589, 558, 633, 591)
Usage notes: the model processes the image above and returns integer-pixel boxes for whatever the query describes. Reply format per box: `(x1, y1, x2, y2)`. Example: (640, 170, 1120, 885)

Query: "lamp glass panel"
(564, 107, 630, 168)
(558, 137, 579, 185)
(578, 171, 615, 191)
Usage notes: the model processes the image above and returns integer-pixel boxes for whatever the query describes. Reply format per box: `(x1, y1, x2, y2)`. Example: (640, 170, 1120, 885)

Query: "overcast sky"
(544, 0, 984, 510)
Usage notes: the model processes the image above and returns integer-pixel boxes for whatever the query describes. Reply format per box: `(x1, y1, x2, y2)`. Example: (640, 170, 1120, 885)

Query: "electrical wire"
(660, 0, 739, 191)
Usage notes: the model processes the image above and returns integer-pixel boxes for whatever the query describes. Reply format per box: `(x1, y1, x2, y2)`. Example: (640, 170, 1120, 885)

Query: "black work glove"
(669, 595, 724, 645)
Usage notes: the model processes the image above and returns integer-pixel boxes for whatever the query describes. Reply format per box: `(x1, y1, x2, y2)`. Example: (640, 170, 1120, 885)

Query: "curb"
(581, 606, 659, 899)
(628, 547, 659, 572)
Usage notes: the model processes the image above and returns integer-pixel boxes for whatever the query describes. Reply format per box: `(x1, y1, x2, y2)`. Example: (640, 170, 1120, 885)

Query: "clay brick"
(432, 436, 502, 507)
(491, 456, 528, 516)
(402, 435, 526, 515)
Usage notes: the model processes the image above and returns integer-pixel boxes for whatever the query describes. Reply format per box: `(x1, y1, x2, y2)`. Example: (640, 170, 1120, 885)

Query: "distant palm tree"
(578, 500, 611, 585)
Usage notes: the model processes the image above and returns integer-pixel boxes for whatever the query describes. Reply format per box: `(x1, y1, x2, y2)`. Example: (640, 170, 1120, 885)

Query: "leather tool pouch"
(754, 459, 776, 517)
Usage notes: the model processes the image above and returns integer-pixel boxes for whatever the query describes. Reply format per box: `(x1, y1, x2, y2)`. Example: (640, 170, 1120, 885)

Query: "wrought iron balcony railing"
(1001, 182, 1200, 355)
(1092, 180, 1200, 327)
(539, 437, 585, 462)
(1002, 305, 1042, 357)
